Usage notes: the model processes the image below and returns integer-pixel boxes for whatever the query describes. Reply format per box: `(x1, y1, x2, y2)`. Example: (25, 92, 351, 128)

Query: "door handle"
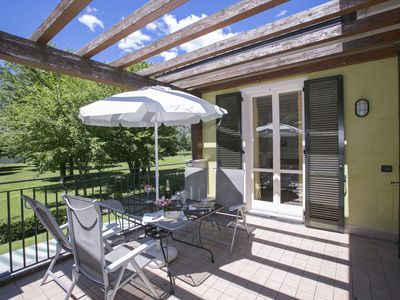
(390, 181, 400, 184)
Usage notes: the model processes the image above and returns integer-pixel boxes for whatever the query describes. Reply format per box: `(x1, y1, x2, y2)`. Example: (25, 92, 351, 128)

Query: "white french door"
(242, 79, 305, 220)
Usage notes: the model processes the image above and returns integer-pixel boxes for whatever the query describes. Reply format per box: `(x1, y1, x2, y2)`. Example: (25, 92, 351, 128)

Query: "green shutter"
(304, 76, 345, 232)
(216, 92, 242, 169)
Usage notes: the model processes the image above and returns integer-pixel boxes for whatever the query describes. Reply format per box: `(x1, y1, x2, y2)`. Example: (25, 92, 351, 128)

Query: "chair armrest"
(228, 203, 245, 212)
(59, 223, 69, 230)
(105, 240, 156, 273)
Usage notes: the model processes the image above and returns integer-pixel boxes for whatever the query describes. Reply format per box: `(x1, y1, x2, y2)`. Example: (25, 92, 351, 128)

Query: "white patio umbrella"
(79, 86, 227, 200)
(256, 123, 302, 137)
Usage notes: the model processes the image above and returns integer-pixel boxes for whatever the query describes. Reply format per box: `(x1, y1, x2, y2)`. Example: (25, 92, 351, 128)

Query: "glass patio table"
(99, 194, 222, 294)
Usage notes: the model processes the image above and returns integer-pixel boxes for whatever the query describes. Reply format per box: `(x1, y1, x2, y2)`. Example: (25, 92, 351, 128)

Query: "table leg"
(160, 236, 175, 295)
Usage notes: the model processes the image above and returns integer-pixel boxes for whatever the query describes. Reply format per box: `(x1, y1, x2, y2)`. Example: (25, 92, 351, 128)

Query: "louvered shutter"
(304, 76, 345, 232)
(216, 92, 242, 169)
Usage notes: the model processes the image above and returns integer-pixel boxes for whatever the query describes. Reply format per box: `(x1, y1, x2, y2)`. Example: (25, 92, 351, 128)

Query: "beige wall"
(202, 57, 399, 234)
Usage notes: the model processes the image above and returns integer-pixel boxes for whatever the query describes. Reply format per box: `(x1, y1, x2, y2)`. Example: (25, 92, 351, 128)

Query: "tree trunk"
(78, 169, 87, 196)
(59, 163, 66, 184)
(127, 160, 141, 188)
(68, 159, 74, 176)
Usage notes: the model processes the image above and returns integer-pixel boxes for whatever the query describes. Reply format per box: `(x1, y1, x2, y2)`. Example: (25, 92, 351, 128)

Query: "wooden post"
(191, 122, 203, 160)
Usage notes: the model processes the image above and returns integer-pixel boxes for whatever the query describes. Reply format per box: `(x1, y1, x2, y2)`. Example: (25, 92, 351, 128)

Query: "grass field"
(0, 152, 191, 191)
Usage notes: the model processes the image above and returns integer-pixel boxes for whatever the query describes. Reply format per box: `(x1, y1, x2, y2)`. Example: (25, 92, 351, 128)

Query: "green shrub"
(0, 207, 67, 245)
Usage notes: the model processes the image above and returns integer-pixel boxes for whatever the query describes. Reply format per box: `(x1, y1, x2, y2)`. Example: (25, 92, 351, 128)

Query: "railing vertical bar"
(91, 178, 95, 197)
(55, 190, 59, 222)
(120, 176, 123, 197)
(7, 191, 13, 273)
(33, 188, 38, 263)
(44, 187, 49, 259)
(75, 176, 79, 196)
(99, 178, 102, 200)
(126, 174, 129, 196)
(20, 189, 26, 268)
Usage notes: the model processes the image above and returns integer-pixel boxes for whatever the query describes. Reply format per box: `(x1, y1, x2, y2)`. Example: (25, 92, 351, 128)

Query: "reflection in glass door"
(252, 90, 303, 218)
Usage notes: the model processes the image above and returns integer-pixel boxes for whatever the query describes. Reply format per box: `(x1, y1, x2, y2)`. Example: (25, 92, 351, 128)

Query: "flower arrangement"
(154, 196, 172, 208)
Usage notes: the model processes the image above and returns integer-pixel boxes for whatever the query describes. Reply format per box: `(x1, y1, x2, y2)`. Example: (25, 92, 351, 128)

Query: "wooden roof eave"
(31, 0, 93, 44)
(0, 30, 184, 91)
(138, 0, 390, 77)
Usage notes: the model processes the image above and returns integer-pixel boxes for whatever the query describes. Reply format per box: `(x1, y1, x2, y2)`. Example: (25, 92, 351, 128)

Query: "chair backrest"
(216, 168, 244, 209)
(62, 195, 107, 286)
(22, 194, 70, 252)
(185, 167, 208, 200)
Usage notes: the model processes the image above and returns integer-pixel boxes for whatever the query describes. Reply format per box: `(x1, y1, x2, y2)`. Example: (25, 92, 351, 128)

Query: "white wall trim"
(241, 78, 307, 98)
(240, 77, 307, 217)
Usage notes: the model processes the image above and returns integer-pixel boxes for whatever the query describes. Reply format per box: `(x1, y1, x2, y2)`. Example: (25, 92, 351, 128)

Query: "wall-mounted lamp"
(355, 98, 369, 117)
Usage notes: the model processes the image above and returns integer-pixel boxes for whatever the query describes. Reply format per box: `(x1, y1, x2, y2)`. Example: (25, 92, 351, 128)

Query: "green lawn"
(0, 152, 191, 192)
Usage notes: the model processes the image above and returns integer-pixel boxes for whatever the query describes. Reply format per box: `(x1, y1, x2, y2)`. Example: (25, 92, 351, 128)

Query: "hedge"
(0, 207, 67, 245)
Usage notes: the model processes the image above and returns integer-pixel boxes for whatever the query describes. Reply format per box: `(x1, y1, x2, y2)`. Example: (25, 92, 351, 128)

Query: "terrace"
(0, 0, 399, 299)
(1, 216, 399, 300)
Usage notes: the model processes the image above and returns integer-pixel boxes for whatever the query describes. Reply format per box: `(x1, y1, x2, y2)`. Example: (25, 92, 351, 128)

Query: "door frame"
(241, 78, 306, 221)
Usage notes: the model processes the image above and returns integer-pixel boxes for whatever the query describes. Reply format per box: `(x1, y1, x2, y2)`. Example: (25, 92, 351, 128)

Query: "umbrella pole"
(155, 122, 159, 200)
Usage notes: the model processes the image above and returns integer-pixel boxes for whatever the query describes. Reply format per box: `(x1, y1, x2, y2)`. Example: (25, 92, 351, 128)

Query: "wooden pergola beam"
(0, 31, 179, 91)
(138, 0, 389, 77)
(77, 0, 188, 58)
(195, 46, 399, 93)
(30, 0, 92, 44)
(110, 0, 289, 68)
(173, 28, 400, 89)
(158, 8, 400, 83)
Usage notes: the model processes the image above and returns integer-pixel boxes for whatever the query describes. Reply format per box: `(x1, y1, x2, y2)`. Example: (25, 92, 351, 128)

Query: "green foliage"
(176, 125, 191, 151)
(0, 60, 179, 177)
(0, 207, 67, 245)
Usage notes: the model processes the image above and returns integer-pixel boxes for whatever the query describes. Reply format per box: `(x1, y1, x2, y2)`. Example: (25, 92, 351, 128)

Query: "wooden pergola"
(0, 0, 399, 158)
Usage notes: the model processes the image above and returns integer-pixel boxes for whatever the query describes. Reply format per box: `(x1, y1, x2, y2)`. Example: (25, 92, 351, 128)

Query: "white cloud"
(78, 14, 104, 31)
(150, 13, 238, 60)
(86, 6, 98, 14)
(146, 21, 158, 31)
(180, 29, 237, 53)
(162, 13, 207, 33)
(276, 10, 288, 18)
(159, 49, 178, 61)
(117, 30, 152, 53)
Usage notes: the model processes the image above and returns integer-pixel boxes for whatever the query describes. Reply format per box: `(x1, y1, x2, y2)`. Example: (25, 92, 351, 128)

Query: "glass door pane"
(281, 173, 303, 206)
(279, 91, 303, 207)
(279, 91, 303, 171)
(253, 95, 273, 169)
(253, 95, 274, 202)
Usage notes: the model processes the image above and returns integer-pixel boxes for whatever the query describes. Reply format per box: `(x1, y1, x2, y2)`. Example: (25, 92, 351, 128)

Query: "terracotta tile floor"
(1, 215, 399, 300)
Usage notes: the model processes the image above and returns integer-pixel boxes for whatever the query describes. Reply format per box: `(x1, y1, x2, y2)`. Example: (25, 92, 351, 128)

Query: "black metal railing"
(0, 163, 185, 280)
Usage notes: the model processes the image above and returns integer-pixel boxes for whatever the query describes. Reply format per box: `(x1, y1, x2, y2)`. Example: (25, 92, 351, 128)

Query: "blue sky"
(0, 0, 327, 65)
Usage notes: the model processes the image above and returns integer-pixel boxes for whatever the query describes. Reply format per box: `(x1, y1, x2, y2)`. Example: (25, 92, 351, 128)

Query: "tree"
(176, 125, 191, 151)
(0, 62, 122, 180)
(103, 125, 178, 174)
(0, 60, 179, 181)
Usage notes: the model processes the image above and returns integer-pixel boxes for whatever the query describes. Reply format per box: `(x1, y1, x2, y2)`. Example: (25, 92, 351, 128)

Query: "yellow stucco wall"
(202, 57, 399, 234)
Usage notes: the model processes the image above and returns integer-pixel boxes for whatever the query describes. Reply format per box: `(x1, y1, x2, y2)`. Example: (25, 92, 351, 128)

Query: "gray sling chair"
(185, 167, 208, 200)
(22, 195, 126, 291)
(21, 194, 72, 290)
(62, 194, 160, 300)
(203, 168, 250, 254)
(67, 197, 125, 252)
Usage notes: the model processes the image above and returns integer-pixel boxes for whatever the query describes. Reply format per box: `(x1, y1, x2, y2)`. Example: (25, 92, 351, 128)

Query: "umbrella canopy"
(79, 86, 227, 199)
(256, 123, 302, 137)
(79, 86, 226, 127)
